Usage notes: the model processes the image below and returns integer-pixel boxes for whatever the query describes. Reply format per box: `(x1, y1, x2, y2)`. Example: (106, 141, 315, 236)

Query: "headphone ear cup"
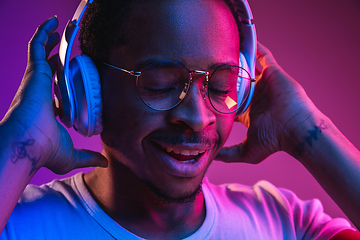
(235, 52, 252, 116)
(69, 54, 103, 137)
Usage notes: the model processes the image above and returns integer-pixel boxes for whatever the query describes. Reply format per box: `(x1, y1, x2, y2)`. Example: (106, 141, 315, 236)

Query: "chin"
(142, 173, 206, 204)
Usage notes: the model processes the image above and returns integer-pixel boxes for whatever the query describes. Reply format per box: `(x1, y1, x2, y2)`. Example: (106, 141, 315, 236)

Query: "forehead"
(109, 0, 240, 70)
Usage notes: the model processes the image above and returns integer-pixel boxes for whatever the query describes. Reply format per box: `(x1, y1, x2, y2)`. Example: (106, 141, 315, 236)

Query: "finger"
(47, 53, 59, 76)
(234, 107, 250, 127)
(28, 16, 59, 64)
(49, 53, 60, 118)
(255, 66, 262, 76)
(73, 149, 109, 169)
(45, 32, 60, 59)
(256, 42, 277, 68)
(215, 144, 244, 163)
(53, 99, 59, 117)
(215, 138, 270, 164)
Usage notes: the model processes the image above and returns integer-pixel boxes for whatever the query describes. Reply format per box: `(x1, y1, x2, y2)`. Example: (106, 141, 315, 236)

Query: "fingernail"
(100, 160, 109, 168)
(99, 163, 108, 168)
(48, 15, 57, 20)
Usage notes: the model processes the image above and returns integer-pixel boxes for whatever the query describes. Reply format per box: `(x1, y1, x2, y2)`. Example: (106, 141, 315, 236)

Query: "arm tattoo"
(10, 139, 40, 175)
(292, 120, 328, 158)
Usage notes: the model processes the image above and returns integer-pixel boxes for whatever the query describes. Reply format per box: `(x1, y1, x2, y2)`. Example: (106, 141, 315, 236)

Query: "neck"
(84, 159, 206, 239)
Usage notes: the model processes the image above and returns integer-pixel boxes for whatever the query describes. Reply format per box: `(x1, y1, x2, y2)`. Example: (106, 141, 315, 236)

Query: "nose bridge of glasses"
(189, 70, 209, 99)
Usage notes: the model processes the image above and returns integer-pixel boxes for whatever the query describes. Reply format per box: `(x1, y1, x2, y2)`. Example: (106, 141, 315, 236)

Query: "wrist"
(0, 117, 53, 175)
(282, 108, 330, 162)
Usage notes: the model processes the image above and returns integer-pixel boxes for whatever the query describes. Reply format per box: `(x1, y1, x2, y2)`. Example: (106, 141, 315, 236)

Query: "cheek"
(101, 75, 145, 145)
(100, 74, 165, 153)
(216, 114, 235, 146)
(102, 78, 138, 128)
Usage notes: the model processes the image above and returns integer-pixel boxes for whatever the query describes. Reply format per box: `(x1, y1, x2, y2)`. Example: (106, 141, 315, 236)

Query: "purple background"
(1, 0, 359, 226)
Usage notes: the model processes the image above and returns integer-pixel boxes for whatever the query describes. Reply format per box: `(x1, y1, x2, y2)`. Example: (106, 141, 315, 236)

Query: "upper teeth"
(161, 146, 205, 156)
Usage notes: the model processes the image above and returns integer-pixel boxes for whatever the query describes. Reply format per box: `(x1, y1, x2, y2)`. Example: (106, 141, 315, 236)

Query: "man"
(0, 0, 359, 239)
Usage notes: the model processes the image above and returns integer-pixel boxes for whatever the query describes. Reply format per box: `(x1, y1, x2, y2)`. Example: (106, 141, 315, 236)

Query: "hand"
(216, 43, 318, 164)
(2, 16, 107, 174)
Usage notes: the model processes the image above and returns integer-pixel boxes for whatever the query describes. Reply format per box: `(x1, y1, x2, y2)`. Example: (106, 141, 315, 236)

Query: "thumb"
(73, 149, 108, 169)
(215, 143, 245, 163)
(49, 149, 108, 175)
(215, 137, 270, 164)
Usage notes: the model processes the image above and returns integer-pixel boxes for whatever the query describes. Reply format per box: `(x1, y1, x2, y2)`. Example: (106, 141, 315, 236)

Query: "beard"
(142, 179, 203, 204)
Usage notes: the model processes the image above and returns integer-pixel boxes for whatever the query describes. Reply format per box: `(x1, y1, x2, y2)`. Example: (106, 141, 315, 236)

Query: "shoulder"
(203, 178, 326, 215)
(203, 178, 292, 211)
(202, 178, 354, 240)
(17, 174, 78, 210)
(1, 173, 111, 239)
(3, 174, 86, 238)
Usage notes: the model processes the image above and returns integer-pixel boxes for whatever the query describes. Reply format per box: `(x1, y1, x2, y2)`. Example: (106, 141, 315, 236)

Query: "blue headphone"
(54, 0, 257, 137)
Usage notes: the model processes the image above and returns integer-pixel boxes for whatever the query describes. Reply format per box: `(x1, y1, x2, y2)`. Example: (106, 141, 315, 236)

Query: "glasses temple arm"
(103, 62, 140, 77)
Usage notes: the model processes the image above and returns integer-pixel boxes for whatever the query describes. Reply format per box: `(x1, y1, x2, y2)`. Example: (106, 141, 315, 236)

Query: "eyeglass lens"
(136, 60, 251, 113)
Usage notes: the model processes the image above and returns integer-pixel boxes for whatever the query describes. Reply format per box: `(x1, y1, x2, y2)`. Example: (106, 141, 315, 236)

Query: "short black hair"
(79, 0, 244, 72)
(79, 0, 132, 70)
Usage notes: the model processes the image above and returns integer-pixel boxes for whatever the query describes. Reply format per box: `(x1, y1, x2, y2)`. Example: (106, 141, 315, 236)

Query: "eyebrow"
(134, 59, 239, 71)
(207, 61, 238, 70)
(133, 58, 162, 71)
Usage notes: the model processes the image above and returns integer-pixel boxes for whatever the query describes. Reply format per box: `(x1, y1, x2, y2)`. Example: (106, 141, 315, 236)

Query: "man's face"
(101, 0, 239, 200)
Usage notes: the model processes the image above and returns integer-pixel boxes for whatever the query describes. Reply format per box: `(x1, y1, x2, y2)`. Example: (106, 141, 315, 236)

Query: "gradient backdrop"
(1, 0, 359, 227)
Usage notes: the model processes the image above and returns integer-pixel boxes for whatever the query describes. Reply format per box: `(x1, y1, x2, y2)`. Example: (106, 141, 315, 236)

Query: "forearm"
(0, 16, 108, 234)
(288, 110, 360, 228)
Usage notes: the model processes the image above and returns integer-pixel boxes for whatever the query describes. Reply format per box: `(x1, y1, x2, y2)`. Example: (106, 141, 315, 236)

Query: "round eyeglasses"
(104, 60, 255, 114)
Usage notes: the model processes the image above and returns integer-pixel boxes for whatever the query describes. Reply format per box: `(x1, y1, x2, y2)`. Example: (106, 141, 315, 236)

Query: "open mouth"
(159, 145, 206, 163)
(149, 141, 213, 178)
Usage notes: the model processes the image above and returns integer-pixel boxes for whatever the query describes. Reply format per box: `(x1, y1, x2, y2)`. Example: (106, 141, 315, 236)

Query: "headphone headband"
(233, 0, 256, 80)
(231, 0, 257, 114)
(72, 0, 93, 23)
(56, 0, 94, 128)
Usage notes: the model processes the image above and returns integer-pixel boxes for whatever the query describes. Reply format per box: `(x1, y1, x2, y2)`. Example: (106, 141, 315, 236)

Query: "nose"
(169, 77, 216, 132)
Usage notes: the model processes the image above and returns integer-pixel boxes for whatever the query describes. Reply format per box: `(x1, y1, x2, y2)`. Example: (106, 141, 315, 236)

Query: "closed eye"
(143, 86, 176, 93)
(208, 87, 230, 95)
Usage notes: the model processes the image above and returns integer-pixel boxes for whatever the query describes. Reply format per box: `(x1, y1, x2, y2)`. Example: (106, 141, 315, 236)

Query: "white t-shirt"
(1, 173, 353, 239)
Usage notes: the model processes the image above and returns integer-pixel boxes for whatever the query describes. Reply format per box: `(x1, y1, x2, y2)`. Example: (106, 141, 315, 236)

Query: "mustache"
(148, 129, 218, 147)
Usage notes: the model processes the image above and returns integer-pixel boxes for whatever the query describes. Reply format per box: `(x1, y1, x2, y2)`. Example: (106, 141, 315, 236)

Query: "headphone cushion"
(71, 55, 103, 136)
(234, 52, 252, 116)
(239, 52, 250, 73)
